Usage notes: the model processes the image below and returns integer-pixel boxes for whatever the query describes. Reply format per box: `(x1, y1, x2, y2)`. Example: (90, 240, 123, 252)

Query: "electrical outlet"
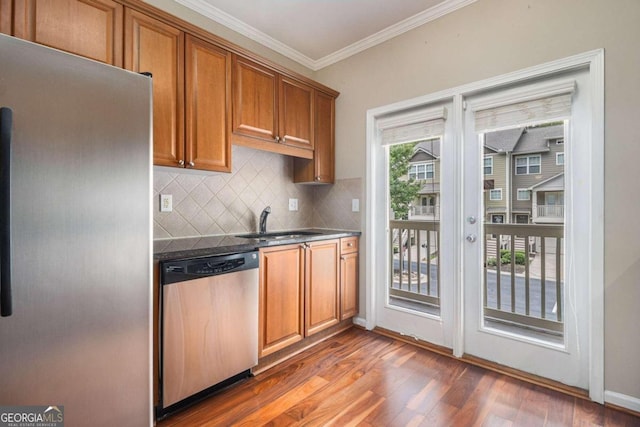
(352, 199, 360, 212)
(160, 194, 173, 212)
(288, 198, 298, 211)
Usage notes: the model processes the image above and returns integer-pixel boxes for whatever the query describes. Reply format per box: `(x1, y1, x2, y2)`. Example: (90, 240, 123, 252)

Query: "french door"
(367, 51, 602, 396)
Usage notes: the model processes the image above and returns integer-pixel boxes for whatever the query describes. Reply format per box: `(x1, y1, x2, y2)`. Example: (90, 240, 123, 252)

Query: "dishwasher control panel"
(161, 251, 259, 285)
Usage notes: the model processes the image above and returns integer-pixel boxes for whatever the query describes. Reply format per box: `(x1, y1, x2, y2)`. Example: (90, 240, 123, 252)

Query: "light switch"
(160, 194, 173, 212)
(288, 198, 298, 211)
(352, 199, 360, 212)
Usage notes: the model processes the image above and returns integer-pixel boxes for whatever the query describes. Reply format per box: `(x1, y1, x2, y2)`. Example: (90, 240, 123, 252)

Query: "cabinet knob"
(275, 136, 280, 142)
(188, 161, 195, 168)
(315, 176, 321, 181)
(281, 136, 286, 143)
(178, 159, 184, 166)
(347, 242, 353, 247)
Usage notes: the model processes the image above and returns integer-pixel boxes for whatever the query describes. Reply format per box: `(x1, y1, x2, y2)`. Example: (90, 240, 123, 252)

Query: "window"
(516, 155, 541, 175)
(556, 139, 564, 145)
(491, 214, 504, 223)
(517, 188, 530, 200)
(489, 189, 502, 200)
(484, 156, 493, 175)
(408, 162, 434, 180)
(557, 152, 565, 165)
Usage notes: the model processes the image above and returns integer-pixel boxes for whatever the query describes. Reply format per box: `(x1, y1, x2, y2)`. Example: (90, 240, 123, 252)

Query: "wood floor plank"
(157, 328, 640, 427)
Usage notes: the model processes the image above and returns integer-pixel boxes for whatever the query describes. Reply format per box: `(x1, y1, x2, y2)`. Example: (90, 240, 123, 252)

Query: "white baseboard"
(605, 390, 640, 413)
(352, 316, 367, 328)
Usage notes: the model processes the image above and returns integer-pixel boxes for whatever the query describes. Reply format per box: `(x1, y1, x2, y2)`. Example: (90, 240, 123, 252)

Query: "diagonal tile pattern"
(154, 145, 362, 239)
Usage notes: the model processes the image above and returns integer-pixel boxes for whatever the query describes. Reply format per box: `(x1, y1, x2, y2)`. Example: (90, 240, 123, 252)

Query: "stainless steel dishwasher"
(158, 251, 259, 417)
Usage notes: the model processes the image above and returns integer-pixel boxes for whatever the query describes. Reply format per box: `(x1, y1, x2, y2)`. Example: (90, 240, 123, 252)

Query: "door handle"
(466, 234, 477, 243)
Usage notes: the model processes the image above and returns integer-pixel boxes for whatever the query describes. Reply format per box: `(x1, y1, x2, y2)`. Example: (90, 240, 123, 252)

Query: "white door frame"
(365, 49, 604, 402)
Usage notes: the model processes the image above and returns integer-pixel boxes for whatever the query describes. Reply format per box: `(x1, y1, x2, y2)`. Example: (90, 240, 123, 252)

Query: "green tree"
(389, 142, 421, 220)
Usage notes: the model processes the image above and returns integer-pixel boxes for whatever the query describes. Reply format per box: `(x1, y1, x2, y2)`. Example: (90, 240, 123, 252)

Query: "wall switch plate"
(352, 198, 360, 212)
(288, 198, 298, 211)
(160, 194, 173, 212)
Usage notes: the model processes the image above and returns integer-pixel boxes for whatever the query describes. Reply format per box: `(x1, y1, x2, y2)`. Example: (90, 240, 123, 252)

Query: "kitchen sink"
(235, 230, 323, 240)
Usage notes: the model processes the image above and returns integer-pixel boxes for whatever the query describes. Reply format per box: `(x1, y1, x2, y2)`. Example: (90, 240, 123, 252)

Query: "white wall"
(315, 0, 640, 404)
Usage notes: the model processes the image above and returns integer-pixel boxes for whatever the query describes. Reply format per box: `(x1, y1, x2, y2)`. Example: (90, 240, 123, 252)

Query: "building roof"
(484, 123, 564, 154)
(484, 128, 523, 152)
(530, 172, 564, 191)
(513, 124, 564, 154)
(410, 138, 440, 161)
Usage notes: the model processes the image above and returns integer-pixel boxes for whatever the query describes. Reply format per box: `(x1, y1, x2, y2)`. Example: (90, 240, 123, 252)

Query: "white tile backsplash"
(153, 145, 361, 239)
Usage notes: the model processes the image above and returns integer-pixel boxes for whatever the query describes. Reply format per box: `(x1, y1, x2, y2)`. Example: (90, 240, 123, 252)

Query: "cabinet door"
(185, 35, 231, 172)
(305, 240, 340, 336)
(279, 76, 314, 150)
(259, 245, 304, 357)
(124, 9, 184, 168)
(14, 0, 123, 66)
(232, 55, 278, 142)
(340, 251, 359, 320)
(0, 0, 11, 35)
(294, 91, 335, 183)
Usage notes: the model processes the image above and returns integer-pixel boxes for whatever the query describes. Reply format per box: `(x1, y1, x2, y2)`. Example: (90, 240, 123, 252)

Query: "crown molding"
(175, 0, 477, 71)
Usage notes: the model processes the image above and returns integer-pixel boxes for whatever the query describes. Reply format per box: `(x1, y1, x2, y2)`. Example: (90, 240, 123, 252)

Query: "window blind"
(378, 106, 446, 146)
(471, 79, 576, 132)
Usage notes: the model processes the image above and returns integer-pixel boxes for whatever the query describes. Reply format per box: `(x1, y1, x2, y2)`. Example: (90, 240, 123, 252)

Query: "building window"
(516, 155, 541, 175)
(491, 214, 504, 223)
(556, 152, 565, 165)
(517, 188, 530, 200)
(489, 189, 502, 201)
(408, 162, 434, 180)
(556, 139, 564, 145)
(484, 156, 493, 175)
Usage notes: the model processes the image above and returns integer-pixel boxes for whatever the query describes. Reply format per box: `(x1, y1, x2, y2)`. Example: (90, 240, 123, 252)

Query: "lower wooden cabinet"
(340, 237, 359, 320)
(304, 240, 340, 336)
(259, 244, 305, 357)
(258, 239, 341, 357)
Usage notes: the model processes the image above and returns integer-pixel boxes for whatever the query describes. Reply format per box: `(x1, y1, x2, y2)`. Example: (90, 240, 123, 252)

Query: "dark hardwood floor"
(158, 328, 640, 426)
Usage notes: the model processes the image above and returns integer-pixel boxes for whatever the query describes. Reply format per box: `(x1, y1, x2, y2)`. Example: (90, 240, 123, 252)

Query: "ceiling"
(174, 0, 476, 70)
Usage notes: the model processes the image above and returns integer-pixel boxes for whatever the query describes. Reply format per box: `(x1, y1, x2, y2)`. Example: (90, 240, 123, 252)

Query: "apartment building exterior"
(408, 124, 565, 224)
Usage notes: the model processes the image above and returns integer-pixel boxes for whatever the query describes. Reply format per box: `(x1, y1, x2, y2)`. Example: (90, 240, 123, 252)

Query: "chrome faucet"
(259, 206, 271, 234)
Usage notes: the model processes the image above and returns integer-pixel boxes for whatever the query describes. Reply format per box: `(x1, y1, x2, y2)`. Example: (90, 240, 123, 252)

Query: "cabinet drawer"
(340, 237, 358, 254)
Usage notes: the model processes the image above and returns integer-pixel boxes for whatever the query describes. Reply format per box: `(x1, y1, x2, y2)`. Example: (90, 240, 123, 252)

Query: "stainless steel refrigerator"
(0, 34, 152, 426)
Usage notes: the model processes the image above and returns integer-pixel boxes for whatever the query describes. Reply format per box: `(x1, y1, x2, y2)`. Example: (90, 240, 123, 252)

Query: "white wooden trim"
(604, 390, 640, 413)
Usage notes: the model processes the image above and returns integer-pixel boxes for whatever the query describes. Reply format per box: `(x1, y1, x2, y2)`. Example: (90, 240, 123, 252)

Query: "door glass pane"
(388, 138, 441, 316)
(482, 122, 565, 344)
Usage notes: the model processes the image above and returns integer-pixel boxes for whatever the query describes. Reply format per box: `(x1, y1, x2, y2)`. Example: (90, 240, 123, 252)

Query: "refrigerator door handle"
(0, 107, 12, 317)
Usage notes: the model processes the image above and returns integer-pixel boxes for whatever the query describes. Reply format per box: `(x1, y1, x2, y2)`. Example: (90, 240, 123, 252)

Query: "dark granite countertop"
(154, 228, 361, 262)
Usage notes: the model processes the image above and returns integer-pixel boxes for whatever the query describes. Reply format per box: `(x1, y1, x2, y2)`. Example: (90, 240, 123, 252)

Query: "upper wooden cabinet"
(124, 9, 184, 168)
(13, 0, 123, 66)
(231, 55, 278, 142)
(231, 54, 315, 159)
(125, 11, 230, 172)
(294, 91, 336, 184)
(185, 34, 231, 172)
(279, 76, 314, 151)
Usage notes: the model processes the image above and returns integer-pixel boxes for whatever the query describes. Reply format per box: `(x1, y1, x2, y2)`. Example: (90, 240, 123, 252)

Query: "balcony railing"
(484, 223, 564, 334)
(389, 220, 564, 336)
(389, 220, 440, 313)
(537, 205, 564, 217)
